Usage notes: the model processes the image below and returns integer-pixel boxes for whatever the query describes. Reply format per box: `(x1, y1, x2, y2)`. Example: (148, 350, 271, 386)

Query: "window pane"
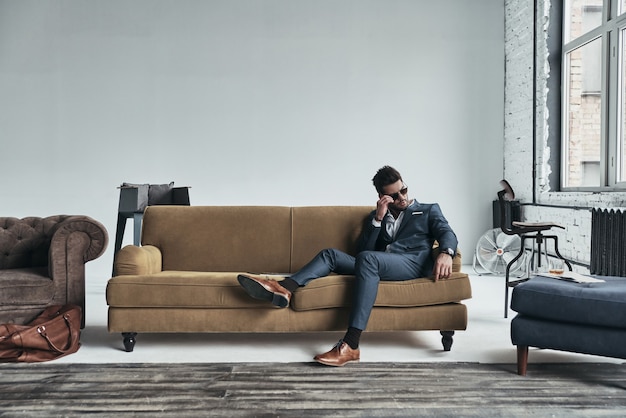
(564, 0, 603, 43)
(621, 29, 626, 182)
(621, 1, 626, 16)
(564, 38, 603, 187)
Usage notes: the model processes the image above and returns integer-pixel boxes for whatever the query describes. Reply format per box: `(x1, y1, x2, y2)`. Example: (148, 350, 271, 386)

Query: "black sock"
(342, 327, 362, 349)
(279, 278, 299, 293)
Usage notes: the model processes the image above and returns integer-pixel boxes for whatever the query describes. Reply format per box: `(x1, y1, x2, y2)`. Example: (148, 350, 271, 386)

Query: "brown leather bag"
(0, 304, 81, 362)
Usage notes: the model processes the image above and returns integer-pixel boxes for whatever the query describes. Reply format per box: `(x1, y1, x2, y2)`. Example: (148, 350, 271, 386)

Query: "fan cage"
(474, 228, 526, 275)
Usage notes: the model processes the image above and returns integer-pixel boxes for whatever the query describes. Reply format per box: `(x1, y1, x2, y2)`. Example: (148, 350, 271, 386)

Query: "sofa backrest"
(141, 205, 461, 274)
(290, 206, 372, 272)
(141, 206, 293, 273)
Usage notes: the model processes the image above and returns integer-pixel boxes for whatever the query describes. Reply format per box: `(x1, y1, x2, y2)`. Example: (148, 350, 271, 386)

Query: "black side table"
(113, 182, 190, 274)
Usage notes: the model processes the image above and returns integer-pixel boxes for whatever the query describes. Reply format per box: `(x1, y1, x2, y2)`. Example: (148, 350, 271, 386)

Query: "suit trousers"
(289, 248, 425, 330)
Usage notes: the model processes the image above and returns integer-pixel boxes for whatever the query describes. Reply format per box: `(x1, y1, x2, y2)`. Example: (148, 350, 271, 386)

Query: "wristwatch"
(440, 247, 455, 257)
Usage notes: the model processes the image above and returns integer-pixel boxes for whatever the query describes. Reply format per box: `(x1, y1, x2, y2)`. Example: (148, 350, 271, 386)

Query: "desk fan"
(473, 228, 526, 275)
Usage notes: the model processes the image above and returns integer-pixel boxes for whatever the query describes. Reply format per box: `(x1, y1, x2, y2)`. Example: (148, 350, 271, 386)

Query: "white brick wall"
(504, 0, 626, 272)
(504, 0, 534, 202)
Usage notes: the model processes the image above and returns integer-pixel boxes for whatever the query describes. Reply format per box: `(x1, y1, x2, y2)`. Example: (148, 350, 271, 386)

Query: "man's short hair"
(372, 166, 402, 194)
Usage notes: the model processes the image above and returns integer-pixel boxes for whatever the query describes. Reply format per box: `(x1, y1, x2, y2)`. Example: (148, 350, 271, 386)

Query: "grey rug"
(1, 362, 625, 417)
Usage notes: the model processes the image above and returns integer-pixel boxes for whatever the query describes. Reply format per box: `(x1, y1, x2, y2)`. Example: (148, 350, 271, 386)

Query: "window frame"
(560, 0, 626, 191)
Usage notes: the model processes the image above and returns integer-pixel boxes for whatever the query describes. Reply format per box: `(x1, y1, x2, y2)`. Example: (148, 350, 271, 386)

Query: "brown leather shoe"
(237, 274, 291, 308)
(314, 340, 360, 367)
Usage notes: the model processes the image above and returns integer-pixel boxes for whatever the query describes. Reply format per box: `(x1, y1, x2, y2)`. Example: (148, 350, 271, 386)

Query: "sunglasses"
(387, 185, 408, 201)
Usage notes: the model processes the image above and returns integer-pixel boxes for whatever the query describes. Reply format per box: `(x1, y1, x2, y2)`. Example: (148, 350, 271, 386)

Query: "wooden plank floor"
(1, 362, 625, 417)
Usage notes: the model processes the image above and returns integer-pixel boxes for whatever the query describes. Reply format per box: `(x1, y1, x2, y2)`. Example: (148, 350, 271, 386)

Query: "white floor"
(57, 269, 625, 365)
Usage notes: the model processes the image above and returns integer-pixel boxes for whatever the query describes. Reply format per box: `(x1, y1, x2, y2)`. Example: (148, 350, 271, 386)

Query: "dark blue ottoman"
(510, 275, 626, 375)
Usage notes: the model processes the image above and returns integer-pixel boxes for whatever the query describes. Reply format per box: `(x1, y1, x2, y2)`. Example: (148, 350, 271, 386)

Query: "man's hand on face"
(433, 253, 453, 281)
(375, 195, 393, 221)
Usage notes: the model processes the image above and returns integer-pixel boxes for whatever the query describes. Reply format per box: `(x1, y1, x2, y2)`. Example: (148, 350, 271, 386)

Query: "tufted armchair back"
(0, 216, 74, 270)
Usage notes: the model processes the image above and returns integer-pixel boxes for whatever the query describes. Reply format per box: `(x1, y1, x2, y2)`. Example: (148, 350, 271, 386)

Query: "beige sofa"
(106, 205, 472, 352)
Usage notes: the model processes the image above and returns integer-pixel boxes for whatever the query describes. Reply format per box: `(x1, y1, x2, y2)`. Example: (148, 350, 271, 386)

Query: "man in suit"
(238, 165, 458, 366)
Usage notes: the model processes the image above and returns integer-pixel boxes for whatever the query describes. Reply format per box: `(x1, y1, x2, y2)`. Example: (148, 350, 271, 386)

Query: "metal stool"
(497, 180, 572, 318)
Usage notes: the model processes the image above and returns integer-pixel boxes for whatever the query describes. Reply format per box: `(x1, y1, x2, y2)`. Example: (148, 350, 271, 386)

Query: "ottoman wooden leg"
(517, 345, 529, 376)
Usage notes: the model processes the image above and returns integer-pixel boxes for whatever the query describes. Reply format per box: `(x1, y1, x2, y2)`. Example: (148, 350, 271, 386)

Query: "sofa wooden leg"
(440, 330, 454, 351)
(517, 345, 529, 376)
(122, 332, 137, 352)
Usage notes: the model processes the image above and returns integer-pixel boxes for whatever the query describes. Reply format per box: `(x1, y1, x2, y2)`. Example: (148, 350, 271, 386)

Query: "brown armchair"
(0, 215, 108, 328)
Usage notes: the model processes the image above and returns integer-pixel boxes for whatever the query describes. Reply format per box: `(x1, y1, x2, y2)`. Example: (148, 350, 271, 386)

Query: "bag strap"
(36, 314, 76, 354)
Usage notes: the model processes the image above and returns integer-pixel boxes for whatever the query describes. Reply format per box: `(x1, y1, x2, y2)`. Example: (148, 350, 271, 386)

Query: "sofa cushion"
(291, 272, 472, 311)
(106, 272, 277, 309)
(106, 271, 472, 311)
(0, 267, 54, 305)
(511, 275, 626, 329)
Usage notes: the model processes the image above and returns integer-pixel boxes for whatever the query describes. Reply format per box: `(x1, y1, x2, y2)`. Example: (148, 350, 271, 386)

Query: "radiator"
(590, 208, 626, 276)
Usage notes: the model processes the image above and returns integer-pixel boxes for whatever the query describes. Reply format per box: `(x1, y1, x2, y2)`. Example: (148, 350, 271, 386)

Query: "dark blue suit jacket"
(357, 200, 458, 276)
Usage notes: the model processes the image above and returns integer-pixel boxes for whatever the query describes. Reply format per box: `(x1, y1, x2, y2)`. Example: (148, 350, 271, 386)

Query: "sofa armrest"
(48, 216, 108, 313)
(114, 245, 162, 276)
(431, 246, 463, 273)
(452, 249, 462, 273)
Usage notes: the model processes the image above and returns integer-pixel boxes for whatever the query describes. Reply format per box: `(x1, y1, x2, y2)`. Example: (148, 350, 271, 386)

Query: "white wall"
(0, 0, 505, 277)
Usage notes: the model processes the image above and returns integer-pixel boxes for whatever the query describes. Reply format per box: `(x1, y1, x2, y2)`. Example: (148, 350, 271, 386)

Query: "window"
(621, 27, 626, 180)
(562, 0, 626, 189)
